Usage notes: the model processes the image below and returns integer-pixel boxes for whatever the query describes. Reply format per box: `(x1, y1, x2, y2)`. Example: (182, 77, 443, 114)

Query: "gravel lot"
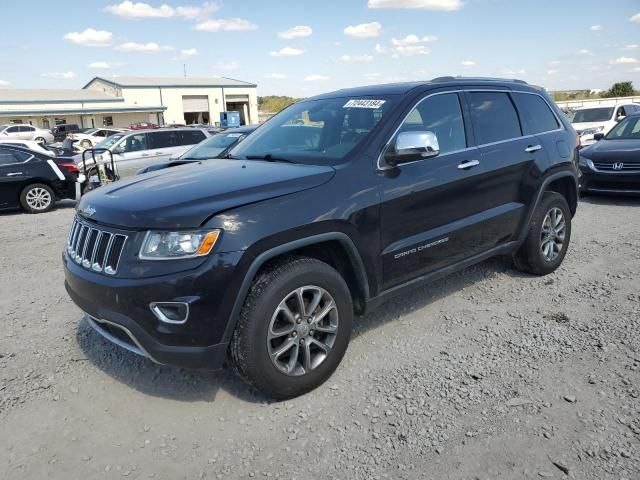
(1, 196, 639, 480)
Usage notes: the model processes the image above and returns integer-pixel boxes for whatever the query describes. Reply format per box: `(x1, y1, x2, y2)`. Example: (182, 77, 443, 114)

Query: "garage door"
(182, 95, 209, 112)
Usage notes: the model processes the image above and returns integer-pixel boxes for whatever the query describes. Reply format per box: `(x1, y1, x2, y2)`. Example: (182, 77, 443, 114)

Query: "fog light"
(150, 302, 189, 324)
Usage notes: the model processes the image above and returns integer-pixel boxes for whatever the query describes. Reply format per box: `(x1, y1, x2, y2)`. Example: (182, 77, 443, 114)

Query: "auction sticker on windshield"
(343, 99, 386, 109)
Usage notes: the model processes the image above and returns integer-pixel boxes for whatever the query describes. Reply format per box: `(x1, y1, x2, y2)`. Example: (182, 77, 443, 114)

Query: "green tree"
(602, 81, 634, 98)
(258, 96, 303, 113)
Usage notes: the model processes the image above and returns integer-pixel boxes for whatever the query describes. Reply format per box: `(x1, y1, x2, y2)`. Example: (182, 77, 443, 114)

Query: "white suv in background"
(70, 127, 129, 150)
(0, 124, 54, 144)
(570, 103, 640, 146)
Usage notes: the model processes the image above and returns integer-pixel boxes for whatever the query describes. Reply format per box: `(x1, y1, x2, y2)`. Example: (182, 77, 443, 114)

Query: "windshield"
(95, 133, 125, 150)
(83, 128, 98, 135)
(180, 132, 246, 160)
(0, 126, 7, 133)
(230, 96, 397, 164)
(571, 107, 613, 123)
(605, 116, 640, 140)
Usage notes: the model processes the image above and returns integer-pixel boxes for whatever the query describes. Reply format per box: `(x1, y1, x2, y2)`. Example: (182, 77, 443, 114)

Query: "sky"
(1, 0, 639, 97)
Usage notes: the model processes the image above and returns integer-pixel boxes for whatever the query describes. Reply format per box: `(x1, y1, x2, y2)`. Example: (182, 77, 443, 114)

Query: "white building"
(0, 75, 258, 129)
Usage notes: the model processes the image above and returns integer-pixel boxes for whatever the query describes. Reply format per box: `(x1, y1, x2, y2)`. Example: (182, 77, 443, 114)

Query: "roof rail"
(431, 76, 528, 85)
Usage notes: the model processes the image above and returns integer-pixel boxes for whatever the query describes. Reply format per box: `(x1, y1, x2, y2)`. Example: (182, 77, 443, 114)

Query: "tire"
(20, 183, 55, 213)
(513, 191, 571, 275)
(230, 256, 353, 400)
(34, 137, 45, 144)
(80, 140, 92, 149)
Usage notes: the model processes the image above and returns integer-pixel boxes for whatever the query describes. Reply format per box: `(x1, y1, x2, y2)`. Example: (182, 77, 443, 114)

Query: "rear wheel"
(230, 256, 353, 400)
(80, 139, 92, 149)
(34, 137, 45, 144)
(513, 192, 571, 275)
(20, 183, 55, 213)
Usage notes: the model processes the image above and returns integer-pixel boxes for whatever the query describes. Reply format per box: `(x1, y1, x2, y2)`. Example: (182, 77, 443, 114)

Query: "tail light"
(57, 161, 79, 174)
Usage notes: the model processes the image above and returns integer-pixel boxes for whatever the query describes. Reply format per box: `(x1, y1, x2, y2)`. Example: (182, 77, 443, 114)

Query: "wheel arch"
(222, 232, 369, 343)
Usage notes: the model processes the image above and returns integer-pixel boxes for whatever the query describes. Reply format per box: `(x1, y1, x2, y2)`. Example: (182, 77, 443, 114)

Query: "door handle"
(457, 160, 480, 170)
(525, 145, 542, 153)
(6, 172, 23, 176)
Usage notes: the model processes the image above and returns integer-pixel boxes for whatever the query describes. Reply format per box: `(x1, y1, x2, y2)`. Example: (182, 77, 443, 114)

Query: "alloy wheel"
(540, 207, 566, 261)
(25, 187, 52, 210)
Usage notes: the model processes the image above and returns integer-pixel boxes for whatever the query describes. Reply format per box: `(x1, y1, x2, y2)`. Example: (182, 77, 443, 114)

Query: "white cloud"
(106, 1, 174, 17)
(270, 47, 305, 57)
(577, 49, 591, 55)
(180, 48, 198, 58)
(344, 21, 382, 38)
(461, 60, 475, 66)
(339, 54, 373, 63)
(63, 28, 113, 47)
(368, 0, 463, 11)
(630, 13, 640, 23)
(391, 34, 437, 46)
(0, 80, 10, 87)
(624, 44, 640, 50)
(304, 74, 330, 81)
(41, 71, 76, 80)
(176, 3, 216, 19)
(116, 41, 175, 53)
(501, 69, 526, 76)
(631, 67, 640, 72)
(278, 25, 312, 40)
(363, 72, 381, 81)
(612, 57, 638, 64)
(194, 18, 257, 32)
(213, 61, 239, 72)
(547, 69, 559, 75)
(87, 61, 123, 69)
(264, 73, 288, 79)
(590, 25, 603, 31)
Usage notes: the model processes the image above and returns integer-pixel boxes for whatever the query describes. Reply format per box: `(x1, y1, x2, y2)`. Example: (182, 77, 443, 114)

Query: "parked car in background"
(0, 145, 79, 213)
(0, 124, 54, 144)
(136, 125, 258, 175)
(129, 122, 158, 130)
(76, 127, 210, 180)
(0, 139, 57, 156)
(64, 78, 579, 399)
(51, 124, 81, 142)
(69, 128, 129, 149)
(579, 112, 640, 195)
(570, 103, 640, 146)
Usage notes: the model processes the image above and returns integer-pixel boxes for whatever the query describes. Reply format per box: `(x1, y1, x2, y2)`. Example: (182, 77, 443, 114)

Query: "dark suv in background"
(63, 77, 579, 399)
(52, 124, 81, 142)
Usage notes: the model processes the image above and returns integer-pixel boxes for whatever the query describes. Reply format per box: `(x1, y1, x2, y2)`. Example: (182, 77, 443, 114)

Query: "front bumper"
(64, 248, 246, 370)
(579, 164, 640, 195)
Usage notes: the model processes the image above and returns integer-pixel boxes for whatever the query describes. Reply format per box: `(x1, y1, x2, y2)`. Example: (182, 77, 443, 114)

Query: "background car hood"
(581, 139, 640, 162)
(572, 121, 607, 131)
(76, 160, 335, 229)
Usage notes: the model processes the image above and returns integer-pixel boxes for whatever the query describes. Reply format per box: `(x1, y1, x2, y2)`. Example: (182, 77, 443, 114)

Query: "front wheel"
(20, 183, 55, 213)
(34, 137, 45, 144)
(513, 191, 572, 275)
(80, 139, 92, 149)
(230, 256, 353, 400)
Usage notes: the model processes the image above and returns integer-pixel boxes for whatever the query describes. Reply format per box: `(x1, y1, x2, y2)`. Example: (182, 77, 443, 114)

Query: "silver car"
(0, 124, 55, 144)
(76, 128, 211, 180)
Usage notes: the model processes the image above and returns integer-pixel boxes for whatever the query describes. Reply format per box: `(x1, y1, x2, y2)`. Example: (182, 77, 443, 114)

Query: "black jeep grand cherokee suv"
(64, 78, 579, 399)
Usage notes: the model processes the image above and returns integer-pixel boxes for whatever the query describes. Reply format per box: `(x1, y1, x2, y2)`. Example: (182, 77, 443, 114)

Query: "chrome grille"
(593, 162, 640, 172)
(66, 217, 127, 275)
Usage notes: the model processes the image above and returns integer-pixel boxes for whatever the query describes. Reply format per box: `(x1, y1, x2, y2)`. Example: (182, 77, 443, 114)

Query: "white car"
(69, 128, 129, 150)
(0, 124, 54, 144)
(0, 139, 57, 156)
(570, 103, 640, 146)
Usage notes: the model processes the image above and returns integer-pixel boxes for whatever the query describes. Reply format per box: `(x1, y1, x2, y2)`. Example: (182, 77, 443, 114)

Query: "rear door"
(19, 126, 36, 140)
(464, 90, 550, 248)
(3, 126, 21, 140)
(379, 91, 487, 290)
(111, 132, 150, 178)
(147, 130, 181, 163)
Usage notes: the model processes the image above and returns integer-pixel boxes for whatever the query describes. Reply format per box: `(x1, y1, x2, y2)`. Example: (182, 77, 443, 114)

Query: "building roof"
(0, 89, 122, 104)
(0, 106, 166, 117)
(86, 76, 257, 89)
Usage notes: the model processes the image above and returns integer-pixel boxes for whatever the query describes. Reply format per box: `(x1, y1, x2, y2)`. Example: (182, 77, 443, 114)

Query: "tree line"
(552, 81, 638, 101)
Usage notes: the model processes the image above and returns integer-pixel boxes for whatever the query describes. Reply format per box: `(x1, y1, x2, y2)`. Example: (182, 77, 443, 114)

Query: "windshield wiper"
(245, 153, 294, 163)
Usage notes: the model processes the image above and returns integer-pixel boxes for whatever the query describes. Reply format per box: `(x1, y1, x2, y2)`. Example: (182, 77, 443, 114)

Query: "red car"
(129, 122, 159, 130)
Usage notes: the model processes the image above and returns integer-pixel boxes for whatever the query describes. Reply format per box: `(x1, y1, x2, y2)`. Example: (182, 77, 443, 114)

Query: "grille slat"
(66, 216, 128, 275)
(594, 162, 640, 172)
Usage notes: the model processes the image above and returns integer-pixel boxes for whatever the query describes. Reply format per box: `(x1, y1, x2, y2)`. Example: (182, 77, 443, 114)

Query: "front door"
(111, 133, 150, 178)
(0, 148, 32, 208)
(379, 91, 486, 290)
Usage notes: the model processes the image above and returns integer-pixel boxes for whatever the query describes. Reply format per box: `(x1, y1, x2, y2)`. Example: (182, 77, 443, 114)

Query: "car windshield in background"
(181, 133, 245, 160)
(83, 128, 98, 135)
(230, 96, 397, 164)
(606, 116, 640, 140)
(95, 134, 125, 150)
(571, 107, 613, 123)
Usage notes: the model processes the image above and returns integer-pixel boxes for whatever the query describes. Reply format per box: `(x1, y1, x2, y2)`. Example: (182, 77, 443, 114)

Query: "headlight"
(140, 230, 221, 260)
(580, 126, 604, 136)
(578, 156, 593, 168)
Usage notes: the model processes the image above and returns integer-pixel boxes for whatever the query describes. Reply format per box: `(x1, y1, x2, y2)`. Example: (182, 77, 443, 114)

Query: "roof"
(0, 89, 122, 104)
(0, 106, 166, 116)
(85, 76, 257, 89)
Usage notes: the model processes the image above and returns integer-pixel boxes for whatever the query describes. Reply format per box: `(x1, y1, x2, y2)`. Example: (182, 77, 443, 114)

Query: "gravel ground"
(1, 197, 639, 480)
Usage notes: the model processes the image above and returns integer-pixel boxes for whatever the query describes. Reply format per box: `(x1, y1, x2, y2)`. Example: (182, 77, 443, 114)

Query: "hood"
(581, 139, 640, 163)
(76, 159, 335, 229)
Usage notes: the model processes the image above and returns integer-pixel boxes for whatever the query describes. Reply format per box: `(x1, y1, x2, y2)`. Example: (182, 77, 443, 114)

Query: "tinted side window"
(0, 149, 31, 165)
(149, 131, 178, 149)
(179, 130, 206, 145)
(6, 126, 20, 133)
(512, 93, 559, 135)
(397, 93, 466, 154)
(468, 92, 521, 144)
(20, 126, 35, 132)
(122, 133, 148, 153)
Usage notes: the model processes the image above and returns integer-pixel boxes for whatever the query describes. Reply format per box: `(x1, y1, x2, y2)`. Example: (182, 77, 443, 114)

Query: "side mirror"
(385, 131, 440, 167)
(616, 115, 626, 123)
(112, 145, 125, 154)
(594, 133, 605, 141)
